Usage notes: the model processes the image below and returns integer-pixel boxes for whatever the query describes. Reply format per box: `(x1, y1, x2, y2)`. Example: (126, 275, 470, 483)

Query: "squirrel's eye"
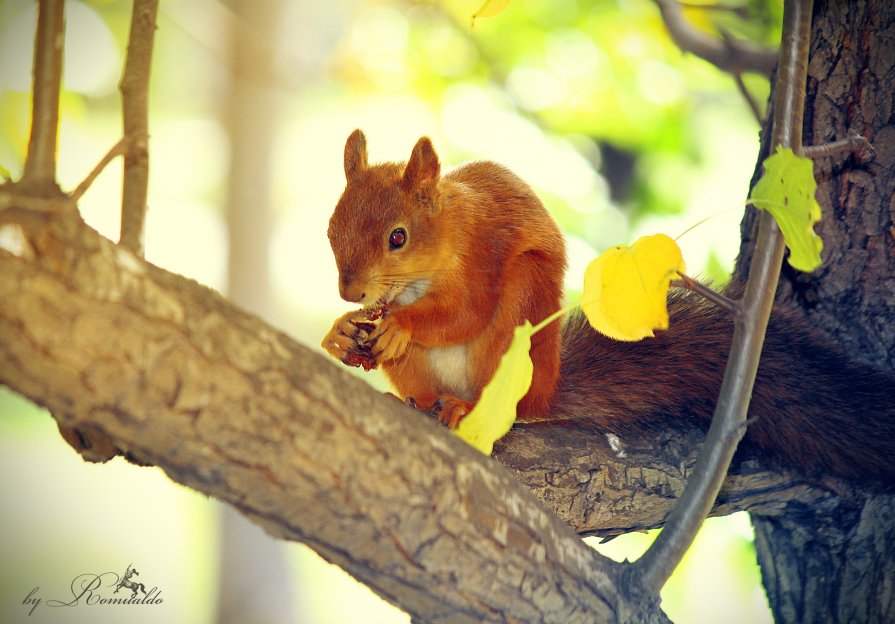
(389, 227, 407, 250)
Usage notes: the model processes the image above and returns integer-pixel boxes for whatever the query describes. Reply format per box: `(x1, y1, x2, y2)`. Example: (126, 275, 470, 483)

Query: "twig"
(653, 0, 777, 77)
(733, 71, 763, 124)
(671, 273, 739, 315)
(802, 129, 876, 162)
(634, 0, 813, 594)
(70, 138, 127, 204)
(21, 0, 65, 194)
(119, 0, 160, 257)
(678, 2, 750, 19)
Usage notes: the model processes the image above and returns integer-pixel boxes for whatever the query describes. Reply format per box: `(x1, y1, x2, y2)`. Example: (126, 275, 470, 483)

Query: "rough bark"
(734, 1, 895, 622)
(0, 194, 639, 623)
(0, 185, 868, 622)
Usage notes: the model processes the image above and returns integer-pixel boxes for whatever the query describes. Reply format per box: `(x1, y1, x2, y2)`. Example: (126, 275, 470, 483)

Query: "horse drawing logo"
(114, 564, 146, 599)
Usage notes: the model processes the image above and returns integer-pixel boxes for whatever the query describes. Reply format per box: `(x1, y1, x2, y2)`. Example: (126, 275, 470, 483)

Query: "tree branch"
(70, 138, 127, 204)
(21, 0, 65, 195)
(0, 187, 849, 621)
(653, 0, 778, 77)
(633, 0, 812, 593)
(732, 71, 764, 124)
(119, 0, 159, 257)
(497, 422, 848, 541)
(0, 193, 634, 624)
(801, 129, 876, 162)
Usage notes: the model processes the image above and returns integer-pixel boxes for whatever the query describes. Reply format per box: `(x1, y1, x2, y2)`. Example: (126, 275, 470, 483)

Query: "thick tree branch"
(119, 0, 159, 256)
(0, 188, 850, 621)
(21, 0, 65, 195)
(0, 193, 636, 624)
(498, 423, 850, 540)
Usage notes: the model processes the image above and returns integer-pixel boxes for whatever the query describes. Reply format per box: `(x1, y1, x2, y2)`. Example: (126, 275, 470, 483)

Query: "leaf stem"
(531, 304, 574, 335)
(633, 0, 813, 595)
(670, 273, 739, 316)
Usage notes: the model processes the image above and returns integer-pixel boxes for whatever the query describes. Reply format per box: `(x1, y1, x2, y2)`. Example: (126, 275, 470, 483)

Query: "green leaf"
(453, 321, 534, 455)
(747, 146, 823, 272)
(0, 163, 10, 181)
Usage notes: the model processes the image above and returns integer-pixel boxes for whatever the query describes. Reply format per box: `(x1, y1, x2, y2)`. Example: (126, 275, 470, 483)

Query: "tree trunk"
(735, 1, 895, 621)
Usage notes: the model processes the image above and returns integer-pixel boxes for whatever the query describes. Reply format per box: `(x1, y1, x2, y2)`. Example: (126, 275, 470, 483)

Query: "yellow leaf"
(581, 234, 685, 341)
(453, 321, 534, 455)
(471, 0, 512, 28)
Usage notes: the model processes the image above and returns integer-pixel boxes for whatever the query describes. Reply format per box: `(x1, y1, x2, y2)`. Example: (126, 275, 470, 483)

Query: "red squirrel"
(322, 129, 565, 427)
(323, 129, 895, 485)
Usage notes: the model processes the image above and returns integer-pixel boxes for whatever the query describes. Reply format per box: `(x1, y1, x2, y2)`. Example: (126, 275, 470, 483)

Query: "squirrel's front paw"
(370, 316, 411, 362)
(321, 308, 384, 370)
(321, 312, 355, 356)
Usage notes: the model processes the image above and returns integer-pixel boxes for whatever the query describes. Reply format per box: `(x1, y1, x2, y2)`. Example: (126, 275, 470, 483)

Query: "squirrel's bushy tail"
(553, 290, 895, 485)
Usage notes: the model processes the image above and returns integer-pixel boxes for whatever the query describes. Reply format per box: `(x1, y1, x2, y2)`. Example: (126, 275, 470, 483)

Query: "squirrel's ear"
(402, 137, 440, 193)
(344, 129, 368, 182)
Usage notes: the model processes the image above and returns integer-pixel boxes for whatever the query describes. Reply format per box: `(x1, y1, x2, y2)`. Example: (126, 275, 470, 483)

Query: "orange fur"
(322, 129, 566, 425)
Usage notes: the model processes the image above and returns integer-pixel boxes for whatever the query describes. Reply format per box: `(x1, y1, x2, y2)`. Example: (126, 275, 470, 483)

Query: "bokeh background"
(0, 0, 781, 621)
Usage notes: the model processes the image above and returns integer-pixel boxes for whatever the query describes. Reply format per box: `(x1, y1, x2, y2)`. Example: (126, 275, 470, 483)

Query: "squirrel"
(322, 129, 895, 485)
(322, 129, 566, 427)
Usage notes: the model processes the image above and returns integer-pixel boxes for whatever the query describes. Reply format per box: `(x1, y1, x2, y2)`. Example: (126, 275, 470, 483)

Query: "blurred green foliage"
(333, 0, 778, 224)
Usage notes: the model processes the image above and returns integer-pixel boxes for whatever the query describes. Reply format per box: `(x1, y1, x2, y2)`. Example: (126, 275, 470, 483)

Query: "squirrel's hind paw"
(430, 396, 474, 429)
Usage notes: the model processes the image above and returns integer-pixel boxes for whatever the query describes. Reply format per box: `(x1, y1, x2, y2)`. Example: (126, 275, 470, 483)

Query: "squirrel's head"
(327, 129, 445, 307)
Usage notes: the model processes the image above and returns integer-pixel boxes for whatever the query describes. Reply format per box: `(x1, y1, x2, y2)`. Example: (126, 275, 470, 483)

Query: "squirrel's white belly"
(428, 345, 472, 401)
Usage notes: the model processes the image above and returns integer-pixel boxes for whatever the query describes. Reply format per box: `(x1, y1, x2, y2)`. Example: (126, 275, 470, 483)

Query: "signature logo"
(22, 564, 163, 617)
(115, 563, 147, 598)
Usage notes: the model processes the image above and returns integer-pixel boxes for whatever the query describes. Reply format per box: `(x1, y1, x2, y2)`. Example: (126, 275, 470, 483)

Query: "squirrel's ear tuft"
(344, 129, 368, 182)
(402, 137, 440, 193)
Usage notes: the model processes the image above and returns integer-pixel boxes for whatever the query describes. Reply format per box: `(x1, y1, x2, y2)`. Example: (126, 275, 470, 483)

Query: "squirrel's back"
(553, 289, 895, 485)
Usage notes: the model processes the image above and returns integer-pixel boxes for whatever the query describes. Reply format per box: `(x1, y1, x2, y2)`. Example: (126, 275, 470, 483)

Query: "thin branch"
(678, 2, 750, 19)
(70, 138, 127, 204)
(21, 0, 65, 194)
(119, 0, 160, 257)
(733, 71, 763, 124)
(802, 129, 876, 162)
(653, 0, 778, 77)
(634, 0, 813, 593)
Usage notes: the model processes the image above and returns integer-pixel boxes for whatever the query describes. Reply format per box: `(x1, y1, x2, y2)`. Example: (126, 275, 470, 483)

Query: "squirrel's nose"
(339, 271, 364, 303)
